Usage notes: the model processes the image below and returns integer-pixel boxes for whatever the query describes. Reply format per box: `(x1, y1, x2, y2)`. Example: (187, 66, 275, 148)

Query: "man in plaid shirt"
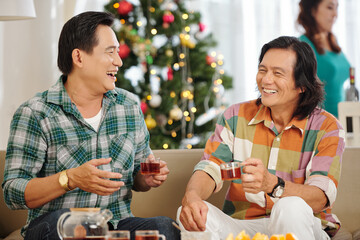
(2, 11, 180, 240)
(178, 36, 345, 240)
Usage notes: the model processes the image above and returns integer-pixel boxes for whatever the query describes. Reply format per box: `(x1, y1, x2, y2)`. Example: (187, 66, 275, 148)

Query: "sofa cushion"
(353, 228, 360, 240)
(3, 229, 22, 240)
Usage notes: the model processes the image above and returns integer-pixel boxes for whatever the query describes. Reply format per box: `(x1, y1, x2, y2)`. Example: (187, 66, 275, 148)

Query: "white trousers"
(176, 196, 330, 240)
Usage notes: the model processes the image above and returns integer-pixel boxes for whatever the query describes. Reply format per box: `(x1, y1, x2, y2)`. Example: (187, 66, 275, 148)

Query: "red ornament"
(140, 101, 148, 114)
(162, 11, 175, 24)
(167, 66, 173, 81)
(198, 22, 206, 32)
(206, 55, 215, 65)
(117, 1, 133, 16)
(119, 43, 131, 59)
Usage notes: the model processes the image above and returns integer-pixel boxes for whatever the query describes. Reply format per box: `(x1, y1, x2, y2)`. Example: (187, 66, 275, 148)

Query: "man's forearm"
(282, 181, 328, 213)
(183, 170, 216, 202)
(24, 172, 67, 209)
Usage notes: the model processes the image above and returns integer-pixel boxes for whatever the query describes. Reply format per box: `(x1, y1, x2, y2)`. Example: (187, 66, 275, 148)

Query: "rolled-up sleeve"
(2, 105, 47, 210)
(306, 119, 345, 207)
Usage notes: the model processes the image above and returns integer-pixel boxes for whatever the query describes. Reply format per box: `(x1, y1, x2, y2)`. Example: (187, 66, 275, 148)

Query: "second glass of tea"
(135, 230, 166, 240)
(140, 156, 161, 175)
(220, 162, 241, 180)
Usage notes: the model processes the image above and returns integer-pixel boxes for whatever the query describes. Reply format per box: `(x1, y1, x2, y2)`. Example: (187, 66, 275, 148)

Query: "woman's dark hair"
(297, 0, 341, 54)
(57, 11, 114, 75)
(256, 36, 324, 120)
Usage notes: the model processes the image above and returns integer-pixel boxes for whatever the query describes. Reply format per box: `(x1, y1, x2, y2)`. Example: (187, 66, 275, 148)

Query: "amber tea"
(220, 162, 241, 180)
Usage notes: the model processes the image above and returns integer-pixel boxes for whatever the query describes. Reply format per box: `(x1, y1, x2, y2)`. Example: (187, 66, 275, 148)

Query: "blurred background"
(0, 0, 359, 150)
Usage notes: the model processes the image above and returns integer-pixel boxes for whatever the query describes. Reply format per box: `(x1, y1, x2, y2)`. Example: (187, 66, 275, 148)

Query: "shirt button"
(276, 137, 280, 141)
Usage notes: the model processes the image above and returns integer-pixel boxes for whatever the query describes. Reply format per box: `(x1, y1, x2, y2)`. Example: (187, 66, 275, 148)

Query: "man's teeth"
(107, 72, 116, 77)
(263, 89, 277, 94)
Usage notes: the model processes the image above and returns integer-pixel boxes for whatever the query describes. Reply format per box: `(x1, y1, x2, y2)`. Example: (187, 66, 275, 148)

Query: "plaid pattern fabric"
(194, 100, 345, 237)
(2, 76, 151, 232)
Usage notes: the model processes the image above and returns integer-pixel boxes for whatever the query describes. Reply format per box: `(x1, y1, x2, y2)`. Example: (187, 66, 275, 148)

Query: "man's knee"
(272, 196, 313, 218)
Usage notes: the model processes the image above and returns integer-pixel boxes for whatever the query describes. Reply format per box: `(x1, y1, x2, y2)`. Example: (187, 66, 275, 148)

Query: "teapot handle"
(57, 211, 72, 239)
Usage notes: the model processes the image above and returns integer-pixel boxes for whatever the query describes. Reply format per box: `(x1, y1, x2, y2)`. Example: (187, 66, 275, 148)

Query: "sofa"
(1, 148, 360, 240)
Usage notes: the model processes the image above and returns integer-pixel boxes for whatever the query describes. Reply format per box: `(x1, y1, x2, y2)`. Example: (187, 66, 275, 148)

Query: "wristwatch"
(59, 170, 72, 192)
(267, 176, 285, 198)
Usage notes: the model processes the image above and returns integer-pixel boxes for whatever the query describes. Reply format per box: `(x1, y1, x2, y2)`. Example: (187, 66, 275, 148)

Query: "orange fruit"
(285, 233, 297, 240)
(252, 232, 269, 240)
(269, 235, 285, 240)
(235, 230, 251, 240)
(226, 233, 234, 240)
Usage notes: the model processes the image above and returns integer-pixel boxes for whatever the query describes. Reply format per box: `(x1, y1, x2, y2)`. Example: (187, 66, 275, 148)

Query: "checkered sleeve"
(195, 106, 238, 192)
(133, 106, 151, 177)
(306, 117, 345, 207)
(3, 105, 47, 210)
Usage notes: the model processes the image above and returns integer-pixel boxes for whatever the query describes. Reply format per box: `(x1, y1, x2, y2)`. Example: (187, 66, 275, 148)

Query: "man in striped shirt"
(2, 11, 179, 240)
(178, 36, 344, 240)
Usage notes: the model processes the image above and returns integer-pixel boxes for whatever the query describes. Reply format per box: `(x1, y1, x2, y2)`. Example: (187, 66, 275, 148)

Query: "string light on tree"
(104, 0, 232, 149)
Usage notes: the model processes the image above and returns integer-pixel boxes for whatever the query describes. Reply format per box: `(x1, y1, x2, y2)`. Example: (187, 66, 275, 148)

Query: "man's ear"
(72, 49, 83, 68)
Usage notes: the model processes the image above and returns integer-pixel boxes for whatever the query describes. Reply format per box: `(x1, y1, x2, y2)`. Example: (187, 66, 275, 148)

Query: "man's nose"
(114, 53, 123, 67)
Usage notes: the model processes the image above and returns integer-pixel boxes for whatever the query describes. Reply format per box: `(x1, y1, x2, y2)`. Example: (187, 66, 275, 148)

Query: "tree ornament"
(140, 101, 148, 114)
(117, 0, 133, 16)
(167, 66, 173, 81)
(149, 94, 162, 108)
(119, 43, 131, 59)
(162, 22, 170, 29)
(145, 114, 156, 130)
(169, 105, 183, 121)
(198, 22, 206, 32)
(179, 33, 196, 49)
(206, 55, 215, 65)
(163, 11, 175, 24)
(165, 49, 173, 57)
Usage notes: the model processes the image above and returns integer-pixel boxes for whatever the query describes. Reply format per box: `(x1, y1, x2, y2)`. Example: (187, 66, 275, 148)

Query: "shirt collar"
(248, 103, 306, 135)
(46, 75, 118, 113)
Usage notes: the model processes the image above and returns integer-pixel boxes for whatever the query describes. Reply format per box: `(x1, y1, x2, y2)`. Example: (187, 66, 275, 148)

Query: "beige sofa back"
(1, 148, 360, 238)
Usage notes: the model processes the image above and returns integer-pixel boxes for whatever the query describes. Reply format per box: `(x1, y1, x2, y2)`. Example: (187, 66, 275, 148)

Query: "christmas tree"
(104, 0, 232, 149)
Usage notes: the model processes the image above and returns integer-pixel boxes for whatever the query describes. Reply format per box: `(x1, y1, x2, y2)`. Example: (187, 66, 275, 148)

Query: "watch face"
(59, 174, 68, 185)
(274, 186, 284, 198)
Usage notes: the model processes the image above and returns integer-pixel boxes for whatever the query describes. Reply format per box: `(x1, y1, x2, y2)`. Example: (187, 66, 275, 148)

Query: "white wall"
(0, 0, 67, 150)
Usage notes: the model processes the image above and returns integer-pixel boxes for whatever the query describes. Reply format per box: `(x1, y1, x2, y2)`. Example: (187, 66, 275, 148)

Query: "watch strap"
(267, 176, 284, 198)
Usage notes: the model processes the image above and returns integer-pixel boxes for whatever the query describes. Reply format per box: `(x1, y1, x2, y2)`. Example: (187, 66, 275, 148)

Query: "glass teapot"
(57, 208, 113, 239)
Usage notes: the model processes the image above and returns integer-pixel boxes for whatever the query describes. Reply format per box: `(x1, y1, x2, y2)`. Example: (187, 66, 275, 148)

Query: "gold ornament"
(169, 105, 183, 121)
(145, 114, 156, 130)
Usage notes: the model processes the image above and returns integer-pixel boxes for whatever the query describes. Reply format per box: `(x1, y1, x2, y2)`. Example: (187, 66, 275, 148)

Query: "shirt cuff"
(306, 175, 337, 207)
(3, 178, 30, 210)
(193, 160, 223, 192)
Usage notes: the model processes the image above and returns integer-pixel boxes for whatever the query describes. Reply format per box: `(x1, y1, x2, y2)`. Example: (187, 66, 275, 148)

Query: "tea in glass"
(135, 230, 166, 240)
(220, 162, 241, 180)
(108, 230, 130, 240)
(141, 157, 160, 175)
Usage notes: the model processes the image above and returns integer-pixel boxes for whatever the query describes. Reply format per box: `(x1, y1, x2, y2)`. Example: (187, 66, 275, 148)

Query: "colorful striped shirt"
(2, 76, 151, 234)
(194, 100, 345, 237)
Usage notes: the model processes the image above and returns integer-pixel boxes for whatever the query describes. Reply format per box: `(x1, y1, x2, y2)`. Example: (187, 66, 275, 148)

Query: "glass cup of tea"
(108, 230, 130, 240)
(220, 162, 241, 181)
(140, 156, 161, 175)
(135, 230, 166, 240)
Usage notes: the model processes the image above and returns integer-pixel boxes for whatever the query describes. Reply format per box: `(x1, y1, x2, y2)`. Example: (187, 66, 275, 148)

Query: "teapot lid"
(70, 208, 101, 212)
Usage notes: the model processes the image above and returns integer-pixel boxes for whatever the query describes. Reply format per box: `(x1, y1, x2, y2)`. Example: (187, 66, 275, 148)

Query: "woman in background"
(297, 0, 350, 117)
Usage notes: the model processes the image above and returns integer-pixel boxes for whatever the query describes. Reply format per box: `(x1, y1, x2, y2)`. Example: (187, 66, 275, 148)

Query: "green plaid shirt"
(2, 76, 151, 232)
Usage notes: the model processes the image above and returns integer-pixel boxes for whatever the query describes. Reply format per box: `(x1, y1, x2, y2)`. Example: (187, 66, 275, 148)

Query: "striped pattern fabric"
(2, 76, 151, 233)
(194, 100, 345, 237)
